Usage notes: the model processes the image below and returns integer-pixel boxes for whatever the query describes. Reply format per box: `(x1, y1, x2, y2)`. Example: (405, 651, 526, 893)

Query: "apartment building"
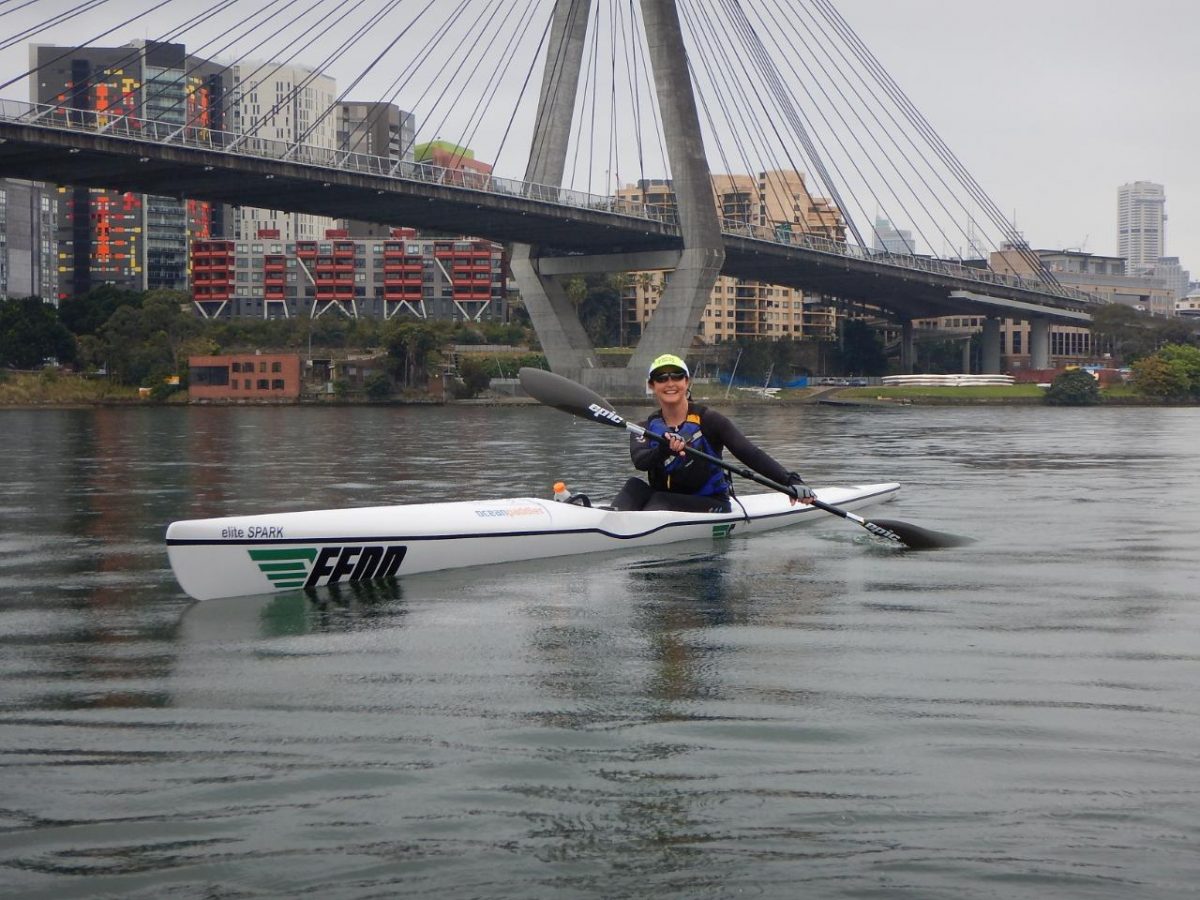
(230, 62, 338, 243)
(191, 228, 505, 322)
(615, 170, 844, 345)
(30, 40, 230, 298)
(0, 179, 57, 301)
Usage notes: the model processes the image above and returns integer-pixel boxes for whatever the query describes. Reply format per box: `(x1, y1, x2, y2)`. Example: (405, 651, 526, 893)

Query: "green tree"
(0, 296, 77, 368)
(835, 319, 888, 376)
(364, 371, 392, 401)
(1131, 353, 1191, 401)
(1153, 343, 1200, 398)
(1089, 303, 1156, 364)
(1043, 368, 1102, 405)
(58, 285, 142, 336)
(384, 320, 452, 388)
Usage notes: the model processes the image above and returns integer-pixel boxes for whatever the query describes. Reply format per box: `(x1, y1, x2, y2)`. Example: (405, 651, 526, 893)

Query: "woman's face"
(649, 370, 689, 404)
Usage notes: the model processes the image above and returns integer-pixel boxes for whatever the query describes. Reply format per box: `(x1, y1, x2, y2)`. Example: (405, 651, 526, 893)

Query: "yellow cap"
(647, 353, 689, 380)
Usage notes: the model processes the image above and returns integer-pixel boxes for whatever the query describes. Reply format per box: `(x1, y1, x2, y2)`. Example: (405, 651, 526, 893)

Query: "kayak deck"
(166, 482, 900, 601)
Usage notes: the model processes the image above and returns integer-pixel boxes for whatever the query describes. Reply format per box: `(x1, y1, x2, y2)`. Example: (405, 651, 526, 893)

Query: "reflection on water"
(1, 404, 1198, 898)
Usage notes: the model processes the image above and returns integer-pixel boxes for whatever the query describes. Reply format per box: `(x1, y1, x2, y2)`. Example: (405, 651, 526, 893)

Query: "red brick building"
(188, 353, 302, 402)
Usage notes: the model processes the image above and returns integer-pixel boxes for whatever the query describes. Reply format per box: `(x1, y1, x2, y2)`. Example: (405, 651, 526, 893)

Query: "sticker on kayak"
(712, 524, 736, 538)
(473, 504, 548, 519)
(248, 545, 407, 591)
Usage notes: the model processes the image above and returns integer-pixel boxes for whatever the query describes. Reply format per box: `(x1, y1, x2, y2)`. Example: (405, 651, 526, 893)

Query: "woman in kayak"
(610, 353, 816, 513)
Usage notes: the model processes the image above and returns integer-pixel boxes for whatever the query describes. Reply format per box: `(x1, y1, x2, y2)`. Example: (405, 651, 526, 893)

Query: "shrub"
(1044, 368, 1101, 405)
(1131, 354, 1191, 401)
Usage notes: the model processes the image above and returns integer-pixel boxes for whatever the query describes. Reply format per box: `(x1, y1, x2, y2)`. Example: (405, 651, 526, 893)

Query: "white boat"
(165, 482, 900, 602)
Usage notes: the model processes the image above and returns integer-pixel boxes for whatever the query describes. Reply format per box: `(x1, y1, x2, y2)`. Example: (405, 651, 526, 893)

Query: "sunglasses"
(651, 371, 688, 383)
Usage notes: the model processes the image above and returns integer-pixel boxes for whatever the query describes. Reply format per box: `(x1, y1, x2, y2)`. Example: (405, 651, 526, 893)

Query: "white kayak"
(165, 482, 900, 601)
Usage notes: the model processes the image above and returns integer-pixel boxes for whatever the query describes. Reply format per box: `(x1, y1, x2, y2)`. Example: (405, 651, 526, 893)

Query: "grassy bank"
(0, 371, 141, 406)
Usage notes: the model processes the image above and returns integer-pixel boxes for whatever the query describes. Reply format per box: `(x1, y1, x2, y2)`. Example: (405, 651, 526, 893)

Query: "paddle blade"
(866, 518, 973, 550)
(518, 367, 629, 429)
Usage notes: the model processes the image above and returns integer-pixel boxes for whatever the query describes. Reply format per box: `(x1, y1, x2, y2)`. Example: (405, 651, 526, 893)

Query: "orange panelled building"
(188, 354, 302, 402)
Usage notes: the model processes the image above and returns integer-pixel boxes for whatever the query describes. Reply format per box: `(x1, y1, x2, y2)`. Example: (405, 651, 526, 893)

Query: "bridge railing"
(0, 99, 675, 226)
(717, 217, 1103, 307)
(0, 99, 1101, 307)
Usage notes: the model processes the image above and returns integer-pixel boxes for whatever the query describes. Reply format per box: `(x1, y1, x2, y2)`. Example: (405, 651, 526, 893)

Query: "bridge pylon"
(512, 0, 724, 397)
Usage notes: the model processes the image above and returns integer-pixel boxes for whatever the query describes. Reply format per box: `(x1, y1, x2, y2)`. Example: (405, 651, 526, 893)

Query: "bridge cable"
(810, 0, 1061, 285)
(772, 0, 990, 260)
(410, 0, 519, 167)
(6, 0, 238, 114)
(677, 0, 777, 207)
(449, 0, 547, 169)
(0, 0, 117, 54)
(95, 0, 304, 133)
(526, 0, 586, 185)
(492, 2, 561, 181)
(692, 0, 865, 244)
(0, 0, 181, 90)
(740, 0, 945, 255)
(724, 0, 898, 251)
(227, 0, 388, 150)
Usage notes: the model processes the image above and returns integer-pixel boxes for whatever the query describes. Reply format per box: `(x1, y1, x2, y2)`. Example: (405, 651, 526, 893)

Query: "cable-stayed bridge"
(0, 0, 1102, 393)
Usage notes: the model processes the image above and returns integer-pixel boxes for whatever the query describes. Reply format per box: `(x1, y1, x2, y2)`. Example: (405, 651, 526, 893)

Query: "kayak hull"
(165, 483, 900, 601)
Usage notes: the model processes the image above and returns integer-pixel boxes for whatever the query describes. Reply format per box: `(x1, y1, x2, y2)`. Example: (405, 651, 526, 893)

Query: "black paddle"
(518, 367, 970, 550)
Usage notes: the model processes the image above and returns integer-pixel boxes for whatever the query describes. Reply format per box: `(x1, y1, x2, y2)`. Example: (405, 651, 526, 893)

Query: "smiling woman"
(600, 353, 814, 514)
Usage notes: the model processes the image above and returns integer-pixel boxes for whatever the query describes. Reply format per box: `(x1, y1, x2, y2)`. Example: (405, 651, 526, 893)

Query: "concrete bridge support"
(623, 0, 725, 389)
(510, 0, 597, 383)
(981, 317, 1002, 374)
(511, 0, 723, 396)
(1029, 317, 1050, 369)
(899, 320, 915, 374)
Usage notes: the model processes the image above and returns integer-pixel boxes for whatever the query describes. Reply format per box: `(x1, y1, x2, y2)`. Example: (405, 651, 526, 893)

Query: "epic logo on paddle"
(588, 403, 624, 425)
(248, 544, 408, 591)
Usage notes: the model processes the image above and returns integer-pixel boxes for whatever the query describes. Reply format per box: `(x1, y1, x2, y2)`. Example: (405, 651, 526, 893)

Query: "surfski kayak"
(165, 482, 900, 601)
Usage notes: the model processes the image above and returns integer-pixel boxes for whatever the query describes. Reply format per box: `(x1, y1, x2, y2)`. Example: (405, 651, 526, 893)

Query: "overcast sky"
(839, 0, 1199, 267)
(2, 0, 1196, 272)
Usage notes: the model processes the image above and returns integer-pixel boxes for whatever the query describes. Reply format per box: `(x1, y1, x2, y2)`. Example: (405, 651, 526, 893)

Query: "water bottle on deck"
(552, 481, 591, 507)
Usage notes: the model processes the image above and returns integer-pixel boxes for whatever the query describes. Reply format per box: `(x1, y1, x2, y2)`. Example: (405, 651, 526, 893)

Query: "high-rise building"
(1147, 256, 1190, 301)
(30, 40, 229, 298)
(871, 216, 916, 255)
(337, 102, 415, 237)
(231, 62, 338, 242)
(1117, 181, 1166, 272)
(0, 179, 57, 301)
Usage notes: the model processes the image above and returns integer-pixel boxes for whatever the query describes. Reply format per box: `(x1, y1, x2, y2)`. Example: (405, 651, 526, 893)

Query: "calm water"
(1, 402, 1197, 899)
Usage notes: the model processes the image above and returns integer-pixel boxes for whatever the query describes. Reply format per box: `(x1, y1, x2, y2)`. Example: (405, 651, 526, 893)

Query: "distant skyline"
(840, 0, 1199, 267)
(2, 0, 1196, 272)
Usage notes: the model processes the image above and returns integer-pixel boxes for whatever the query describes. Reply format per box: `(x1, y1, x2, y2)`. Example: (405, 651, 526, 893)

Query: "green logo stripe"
(249, 548, 318, 562)
(249, 547, 318, 591)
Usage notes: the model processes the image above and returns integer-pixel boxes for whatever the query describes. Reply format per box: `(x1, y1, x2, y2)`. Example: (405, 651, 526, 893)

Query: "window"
(189, 365, 229, 386)
(257, 379, 269, 390)
(271, 361, 282, 373)
(271, 379, 285, 390)
(231, 362, 241, 372)
(259, 362, 267, 373)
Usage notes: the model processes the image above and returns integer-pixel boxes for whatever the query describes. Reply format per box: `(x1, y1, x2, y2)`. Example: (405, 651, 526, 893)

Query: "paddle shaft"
(627, 420, 902, 540)
(517, 368, 966, 547)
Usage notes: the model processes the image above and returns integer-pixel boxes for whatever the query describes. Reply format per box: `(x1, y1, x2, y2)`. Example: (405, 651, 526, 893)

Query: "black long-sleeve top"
(628, 403, 793, 491)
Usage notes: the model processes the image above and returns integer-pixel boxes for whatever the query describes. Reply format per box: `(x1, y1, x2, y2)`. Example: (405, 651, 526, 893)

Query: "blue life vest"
(646, 407, 730, 497)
